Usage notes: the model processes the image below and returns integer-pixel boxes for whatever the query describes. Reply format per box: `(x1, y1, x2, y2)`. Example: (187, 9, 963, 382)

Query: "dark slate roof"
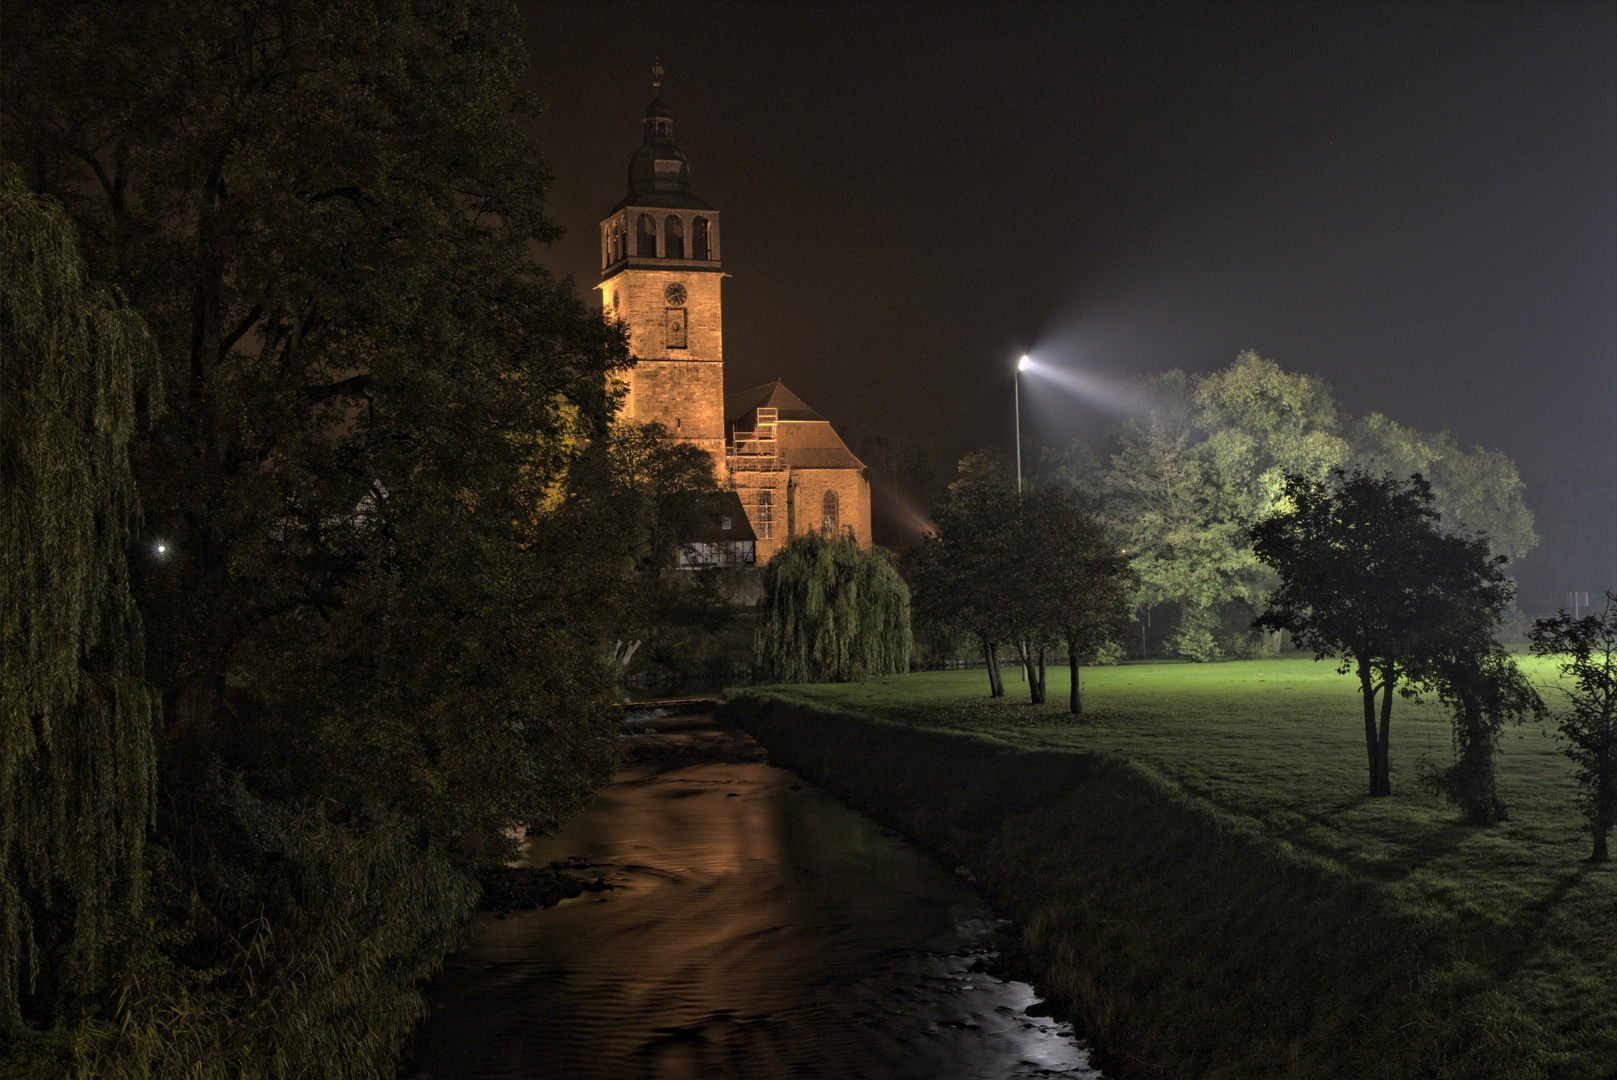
(726, 381, 865, 471)
(610, 189, 718, 213)
(726, 381, 825, 424)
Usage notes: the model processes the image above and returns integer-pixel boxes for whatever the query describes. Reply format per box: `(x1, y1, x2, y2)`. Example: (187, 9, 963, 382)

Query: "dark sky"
(515, 1, 1616, 606)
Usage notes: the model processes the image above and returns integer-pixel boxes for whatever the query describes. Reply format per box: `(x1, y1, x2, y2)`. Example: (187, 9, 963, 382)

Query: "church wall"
(618, 358, 726, 451)
(731, 469, 791, 564)
(789, 468, 873, 549)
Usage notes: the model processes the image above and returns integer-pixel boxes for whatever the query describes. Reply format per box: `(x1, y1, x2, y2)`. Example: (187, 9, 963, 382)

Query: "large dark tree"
(1033, 489, 1136, 714)
(906, 452, 1020, 697)
(1252, 468, 1515, 796)
(3, 0, 628, 849)
(1530, 592, 1617, 862)
(4, 2, 633, 1069)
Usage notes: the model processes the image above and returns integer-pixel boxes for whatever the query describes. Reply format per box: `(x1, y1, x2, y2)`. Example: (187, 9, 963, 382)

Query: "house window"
(822, 489, 839, 534)
(721, 516, 732, 531)
(755, 489, 773, 539)
(666, 308, 687, 348)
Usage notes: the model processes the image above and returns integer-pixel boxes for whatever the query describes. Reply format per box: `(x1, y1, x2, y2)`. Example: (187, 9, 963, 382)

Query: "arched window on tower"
(611, 225, 621, 263)
(637, 213, 657, 257)
(664, 215, 685, 259)
(821, 490, 840, 535)
(692, 217, 710, 260)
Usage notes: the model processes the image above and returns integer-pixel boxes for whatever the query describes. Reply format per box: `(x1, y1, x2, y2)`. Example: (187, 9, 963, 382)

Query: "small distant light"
(155, 543, 167, 556)
(1018, 355, 1033, 372)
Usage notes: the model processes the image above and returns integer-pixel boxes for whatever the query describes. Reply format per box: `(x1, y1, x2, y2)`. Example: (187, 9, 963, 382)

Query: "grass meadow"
(725, 656, 1615, 1079)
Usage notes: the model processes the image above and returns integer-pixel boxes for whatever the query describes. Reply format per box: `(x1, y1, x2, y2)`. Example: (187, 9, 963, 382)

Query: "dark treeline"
(2, 2, 721, 1075)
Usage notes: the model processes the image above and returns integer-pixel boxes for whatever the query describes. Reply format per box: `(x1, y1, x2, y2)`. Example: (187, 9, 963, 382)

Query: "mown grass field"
(724, 656, 1615, 1079)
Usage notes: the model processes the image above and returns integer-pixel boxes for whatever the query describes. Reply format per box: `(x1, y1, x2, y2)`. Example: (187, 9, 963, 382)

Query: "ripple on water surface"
(403, 717, 1102, 1080)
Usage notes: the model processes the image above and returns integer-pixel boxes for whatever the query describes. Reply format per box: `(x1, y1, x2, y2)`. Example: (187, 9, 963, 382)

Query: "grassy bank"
(719, 657, 1615, 1080)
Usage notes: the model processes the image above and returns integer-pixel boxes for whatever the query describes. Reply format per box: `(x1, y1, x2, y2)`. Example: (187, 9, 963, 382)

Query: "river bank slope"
(719, 660, 1614, 1080)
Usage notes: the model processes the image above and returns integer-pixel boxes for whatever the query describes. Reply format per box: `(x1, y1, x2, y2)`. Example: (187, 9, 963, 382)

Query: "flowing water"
(402, 713, 1102, 1079)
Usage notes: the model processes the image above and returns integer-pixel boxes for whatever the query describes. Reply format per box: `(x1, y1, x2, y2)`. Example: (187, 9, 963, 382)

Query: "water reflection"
(403, 716, 1100, 1079)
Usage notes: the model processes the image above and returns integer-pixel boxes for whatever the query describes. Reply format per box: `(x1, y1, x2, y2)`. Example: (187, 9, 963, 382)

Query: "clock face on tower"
(664, 283, 687, 307)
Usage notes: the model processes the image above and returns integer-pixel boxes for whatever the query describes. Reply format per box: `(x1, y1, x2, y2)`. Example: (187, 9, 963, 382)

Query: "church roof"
(726, 381, 866, 471)
(726, 381, 824, 423)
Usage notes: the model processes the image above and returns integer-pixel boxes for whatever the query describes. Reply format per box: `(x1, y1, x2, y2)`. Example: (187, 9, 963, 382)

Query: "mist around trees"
(1031, 350, 1540, 662)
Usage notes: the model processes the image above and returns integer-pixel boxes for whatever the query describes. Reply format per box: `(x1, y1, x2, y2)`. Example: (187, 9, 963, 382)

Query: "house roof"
(688, 490, 757, 543)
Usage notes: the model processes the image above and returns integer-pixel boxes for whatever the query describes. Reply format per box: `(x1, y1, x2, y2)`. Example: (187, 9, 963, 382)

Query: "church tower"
(599, 85, 725, 466)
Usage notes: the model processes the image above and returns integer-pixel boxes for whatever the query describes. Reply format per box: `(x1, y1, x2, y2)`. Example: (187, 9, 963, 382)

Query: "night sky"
(515, 1, 1616, 609)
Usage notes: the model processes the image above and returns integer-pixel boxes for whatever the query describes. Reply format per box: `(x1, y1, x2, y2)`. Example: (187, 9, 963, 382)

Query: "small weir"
(402, 710, 1102, 1079)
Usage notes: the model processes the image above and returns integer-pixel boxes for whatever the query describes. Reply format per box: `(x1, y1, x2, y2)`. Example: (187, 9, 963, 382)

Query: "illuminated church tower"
(600, 71, 872, 565)
(598, 82, 725, 466)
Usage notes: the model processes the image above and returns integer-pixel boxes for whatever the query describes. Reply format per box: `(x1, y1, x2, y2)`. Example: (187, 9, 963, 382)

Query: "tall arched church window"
(692, 217, 710, 260)
(637, 213, 657, 257)
(664, 215, 685, 259)
(755, 489, 773, 539)
(821, 490, 839, 535)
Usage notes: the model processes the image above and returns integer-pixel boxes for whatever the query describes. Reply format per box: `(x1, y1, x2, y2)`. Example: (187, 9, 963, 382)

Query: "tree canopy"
(757, 531, 912, 683)
(1044, 351, 1537, 660)
(1530, 592, 1617, 861)
(1252, 468, 1516, 796)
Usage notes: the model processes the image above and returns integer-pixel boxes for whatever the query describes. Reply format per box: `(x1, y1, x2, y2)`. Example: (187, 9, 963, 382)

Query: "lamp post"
(1015, 354, 1032, 492)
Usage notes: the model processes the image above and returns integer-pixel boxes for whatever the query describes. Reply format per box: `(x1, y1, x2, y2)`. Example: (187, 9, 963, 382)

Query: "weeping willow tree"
(1, 165, 163, 1029)
(757, 531, 912, 683)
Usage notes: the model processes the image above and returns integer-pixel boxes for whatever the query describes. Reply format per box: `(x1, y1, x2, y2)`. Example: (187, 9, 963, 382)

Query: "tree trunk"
(1067, 638, 1082, 714)
(1357, 658, 1381, 795)
(1455, 687, 1505, 824)
(1593, 821, 1609, 863)
(1029, 645, 1046, 704)
(1374, 663, 1396, 796)
(982, 638, 1004, 697)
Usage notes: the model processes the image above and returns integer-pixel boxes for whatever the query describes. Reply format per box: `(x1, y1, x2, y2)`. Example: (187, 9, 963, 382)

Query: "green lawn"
(731, 656, 1615, 1078)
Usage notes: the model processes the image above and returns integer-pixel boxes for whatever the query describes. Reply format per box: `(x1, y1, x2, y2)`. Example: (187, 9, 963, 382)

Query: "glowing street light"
(1015, 354, 1033, 492)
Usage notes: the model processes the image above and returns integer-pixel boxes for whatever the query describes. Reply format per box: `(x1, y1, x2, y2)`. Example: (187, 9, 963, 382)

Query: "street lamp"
(1015, 354, 1032, 492)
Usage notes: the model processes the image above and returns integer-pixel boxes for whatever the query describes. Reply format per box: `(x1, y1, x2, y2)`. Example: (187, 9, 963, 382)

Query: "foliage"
(1530, 591, 1617, 861)
(1025, 488, 1136, 713)
(905, 453, 1020, 696)
(602, 421, 726, 570)
(757, 532, 912, 683)
(3, 0, 633, 1068)
(1252, 468, 1516, 796)
(1417, 646, 1542, 824)
(1, 166, 163, 1029)
(6, 0, 633, 835)
(1346, 411, 1538, 560)
(910, 456, 1133, 706)
(611, 571, 744, 688)
(67, 811, 474, 1080)
(1065, 352, 1537, 659)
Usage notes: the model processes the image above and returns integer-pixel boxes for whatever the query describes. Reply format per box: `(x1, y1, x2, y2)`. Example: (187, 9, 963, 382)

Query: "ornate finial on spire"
(652, 60, 664, 91)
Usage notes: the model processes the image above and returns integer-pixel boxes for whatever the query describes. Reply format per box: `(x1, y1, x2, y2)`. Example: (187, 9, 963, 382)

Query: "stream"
(401, 712, 1102, 1079)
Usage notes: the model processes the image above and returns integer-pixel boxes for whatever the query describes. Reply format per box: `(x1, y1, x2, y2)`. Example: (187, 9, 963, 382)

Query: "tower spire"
(652, 59, 664, 91)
